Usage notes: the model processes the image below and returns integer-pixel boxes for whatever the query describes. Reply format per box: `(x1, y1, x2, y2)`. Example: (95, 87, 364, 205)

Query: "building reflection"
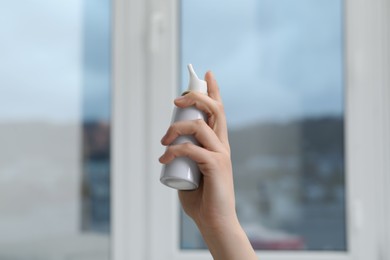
(81, 121, 110, 233)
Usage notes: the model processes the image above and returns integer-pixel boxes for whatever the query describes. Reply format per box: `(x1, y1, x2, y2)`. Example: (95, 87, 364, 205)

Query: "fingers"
(174, 91, 221, 120)
(161, 119, 225, 152)
(174, 89, 229, 146)
(174, 71, 222, 116)
(159, 142, 214, 165)
(160, 72, 230, 168)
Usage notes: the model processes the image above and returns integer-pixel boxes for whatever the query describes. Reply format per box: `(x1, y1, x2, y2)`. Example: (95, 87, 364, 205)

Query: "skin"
(159, 71, 258, 260)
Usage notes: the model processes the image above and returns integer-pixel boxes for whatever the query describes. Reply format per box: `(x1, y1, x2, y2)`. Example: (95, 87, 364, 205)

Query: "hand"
(159, 71, 236, 230)
(159, 71, 257, 260)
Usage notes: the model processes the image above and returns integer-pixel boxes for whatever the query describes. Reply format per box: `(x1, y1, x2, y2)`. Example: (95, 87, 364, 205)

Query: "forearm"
(197, 217, 258, 260)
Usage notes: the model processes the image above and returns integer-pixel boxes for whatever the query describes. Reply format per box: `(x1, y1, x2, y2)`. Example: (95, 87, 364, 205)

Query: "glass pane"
(180, 0, 346, 251)
(0, 0, 111, 259)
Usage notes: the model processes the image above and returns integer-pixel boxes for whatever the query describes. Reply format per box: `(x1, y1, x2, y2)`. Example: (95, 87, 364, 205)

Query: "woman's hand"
(159, 71, 235, 230)
(159, 71, 257, 260)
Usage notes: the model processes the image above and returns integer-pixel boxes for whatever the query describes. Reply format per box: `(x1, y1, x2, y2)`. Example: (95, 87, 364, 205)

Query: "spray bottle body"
(160, 105, 206, 190)
(160, 64, 207, 190)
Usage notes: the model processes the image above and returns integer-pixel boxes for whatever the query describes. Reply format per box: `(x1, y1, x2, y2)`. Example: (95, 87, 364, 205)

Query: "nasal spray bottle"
(160, 64, 207, 190)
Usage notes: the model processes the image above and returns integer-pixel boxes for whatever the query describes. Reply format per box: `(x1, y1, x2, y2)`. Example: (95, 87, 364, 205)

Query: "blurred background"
(0, 0, 111, 259)
(0, 0, 347, 259)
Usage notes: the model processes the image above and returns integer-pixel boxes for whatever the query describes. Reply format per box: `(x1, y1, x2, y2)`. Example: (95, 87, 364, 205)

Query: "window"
(136, 0, 389, 259)
(0, 1, 111, 259)
(180, 0, 346, 251)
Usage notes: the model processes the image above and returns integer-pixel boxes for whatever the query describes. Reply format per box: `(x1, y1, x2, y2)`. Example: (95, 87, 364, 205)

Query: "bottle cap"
(187, 64, 207, 94)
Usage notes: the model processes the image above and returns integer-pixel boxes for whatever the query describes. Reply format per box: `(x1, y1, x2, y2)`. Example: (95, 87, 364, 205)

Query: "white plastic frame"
(111, 0, 390, 259)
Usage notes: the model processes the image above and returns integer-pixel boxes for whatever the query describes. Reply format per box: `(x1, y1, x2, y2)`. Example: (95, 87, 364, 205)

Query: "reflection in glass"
(180, 0, 346, 251)
(0, 0, 111, 259)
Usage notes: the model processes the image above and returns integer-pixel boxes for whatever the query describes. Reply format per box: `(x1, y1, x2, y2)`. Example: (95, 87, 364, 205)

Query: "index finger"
(205, 71, 222, 102)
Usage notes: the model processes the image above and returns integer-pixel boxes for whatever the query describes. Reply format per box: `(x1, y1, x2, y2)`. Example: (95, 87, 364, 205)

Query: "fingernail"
(158, 155, 164, 163)
(160, 135, 167, 144)
(174, 96, 186, 102)
(159, 153, 167, 163)
(205, 70, 214, 80)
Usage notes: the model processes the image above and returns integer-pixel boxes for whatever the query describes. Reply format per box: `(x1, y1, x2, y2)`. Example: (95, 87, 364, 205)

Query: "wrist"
(196, 217, 257, 260)
(195, 214, 240, 236)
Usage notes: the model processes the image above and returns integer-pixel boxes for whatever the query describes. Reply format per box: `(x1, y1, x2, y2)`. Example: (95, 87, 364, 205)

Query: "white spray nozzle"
(187, 64, 207, 94)
(188, 64, 199, 79)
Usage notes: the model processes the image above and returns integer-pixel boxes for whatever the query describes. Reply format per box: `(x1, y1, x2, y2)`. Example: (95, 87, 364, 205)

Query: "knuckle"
(194, 119, 205, 127)
(209, 100, 224, 115)
(165, 145, 175, 154)
(168, 122, 182, 135)
(182, 142, 193, 150)
(215, 101, 225, 113)
(167, 124, 176, 134)
(194, 119, 209, 134)
(168, 122, 179, 132)
(167, 144, 185, 158)
(185, 91, 197, 100)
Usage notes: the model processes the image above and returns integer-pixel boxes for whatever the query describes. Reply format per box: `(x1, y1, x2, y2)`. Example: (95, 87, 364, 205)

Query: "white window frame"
(112, 0, 390, 259)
